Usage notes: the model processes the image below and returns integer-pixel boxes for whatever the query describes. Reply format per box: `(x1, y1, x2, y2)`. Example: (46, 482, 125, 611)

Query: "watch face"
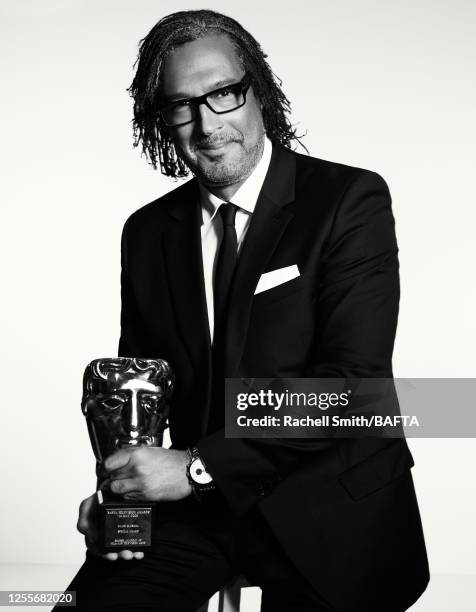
(190, 458, 213, 485)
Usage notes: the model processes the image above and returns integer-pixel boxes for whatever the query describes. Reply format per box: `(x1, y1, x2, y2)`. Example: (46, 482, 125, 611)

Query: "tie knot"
(218, 203, 238, 227)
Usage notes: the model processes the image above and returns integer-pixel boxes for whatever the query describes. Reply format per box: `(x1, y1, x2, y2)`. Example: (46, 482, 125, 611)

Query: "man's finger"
(103, 448, 134, 473)
(109, 478, 139, 496)
(101, 549, 144, 561)
(108, 466, 133, 480)
(114, 550, 144, 561)
(119, 550, 134, 561)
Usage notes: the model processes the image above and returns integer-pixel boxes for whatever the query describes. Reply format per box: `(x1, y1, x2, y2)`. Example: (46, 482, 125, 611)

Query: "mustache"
(194, 134, 244, 150)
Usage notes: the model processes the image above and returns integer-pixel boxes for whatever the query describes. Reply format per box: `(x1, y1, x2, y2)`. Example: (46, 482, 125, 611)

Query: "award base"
(96, 490, 155, 553)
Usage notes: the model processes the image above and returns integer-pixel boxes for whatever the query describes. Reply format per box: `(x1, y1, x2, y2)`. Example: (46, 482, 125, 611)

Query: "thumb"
(77, 493, 98, 540)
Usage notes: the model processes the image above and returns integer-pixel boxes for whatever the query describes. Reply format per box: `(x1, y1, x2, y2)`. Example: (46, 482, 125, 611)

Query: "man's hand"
(77, 449, 191, 561)
(102, 447, 192, 502)
(77, 493, 145, 561)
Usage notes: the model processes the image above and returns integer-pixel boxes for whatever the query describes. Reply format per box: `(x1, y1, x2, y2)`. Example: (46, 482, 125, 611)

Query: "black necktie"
(209, 203, 238, 433)
(213, 203, 238, 337)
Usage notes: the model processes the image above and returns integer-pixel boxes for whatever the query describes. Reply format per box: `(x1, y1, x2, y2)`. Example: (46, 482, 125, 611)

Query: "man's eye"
(172, 101, 191, 111)
(214, 88, 232, 98)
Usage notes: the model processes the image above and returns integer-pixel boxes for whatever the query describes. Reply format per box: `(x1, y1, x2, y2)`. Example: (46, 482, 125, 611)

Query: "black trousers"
(58, 494, 333, 612)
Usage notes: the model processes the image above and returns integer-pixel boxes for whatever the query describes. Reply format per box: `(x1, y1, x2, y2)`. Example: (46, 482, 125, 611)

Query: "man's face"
(161, 34, 265, 188)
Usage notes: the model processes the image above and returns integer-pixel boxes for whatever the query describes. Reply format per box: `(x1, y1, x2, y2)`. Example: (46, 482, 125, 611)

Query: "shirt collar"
(199, 136, 273, 225)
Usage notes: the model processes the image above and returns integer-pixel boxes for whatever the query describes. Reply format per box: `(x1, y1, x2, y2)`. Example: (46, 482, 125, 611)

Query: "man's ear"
(256, 92, 263, 111)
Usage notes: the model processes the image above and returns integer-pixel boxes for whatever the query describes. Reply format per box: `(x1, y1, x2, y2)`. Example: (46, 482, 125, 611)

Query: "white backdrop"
(1, 0, 475, 589)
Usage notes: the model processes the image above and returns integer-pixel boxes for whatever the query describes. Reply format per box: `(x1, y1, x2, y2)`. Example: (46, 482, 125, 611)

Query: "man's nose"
(195, 102, 223, 136)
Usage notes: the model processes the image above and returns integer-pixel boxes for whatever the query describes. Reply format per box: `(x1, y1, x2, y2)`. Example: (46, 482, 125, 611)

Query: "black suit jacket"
(118, 144, 429, 611)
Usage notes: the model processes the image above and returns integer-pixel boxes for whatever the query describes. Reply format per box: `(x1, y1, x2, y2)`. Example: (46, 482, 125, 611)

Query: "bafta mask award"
(82, 357, 174, 552)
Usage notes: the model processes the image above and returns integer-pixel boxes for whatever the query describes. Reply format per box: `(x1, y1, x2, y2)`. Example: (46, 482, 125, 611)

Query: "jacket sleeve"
(196, 170, 401, 516)
(118, 217, 147, 357)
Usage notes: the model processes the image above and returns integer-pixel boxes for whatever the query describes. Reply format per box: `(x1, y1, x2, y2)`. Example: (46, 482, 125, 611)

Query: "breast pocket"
(253, 270, 315, 307)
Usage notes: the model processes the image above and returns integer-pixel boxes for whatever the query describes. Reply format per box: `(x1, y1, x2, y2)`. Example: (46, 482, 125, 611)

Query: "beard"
(177, 129, 265, 187)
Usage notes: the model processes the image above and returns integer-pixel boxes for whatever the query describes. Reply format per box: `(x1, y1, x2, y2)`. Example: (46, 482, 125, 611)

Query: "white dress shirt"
(199, 137, 273, 342)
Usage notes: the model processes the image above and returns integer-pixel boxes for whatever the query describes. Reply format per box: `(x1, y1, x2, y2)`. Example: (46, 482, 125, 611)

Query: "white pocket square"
(254, 264, 300, 295)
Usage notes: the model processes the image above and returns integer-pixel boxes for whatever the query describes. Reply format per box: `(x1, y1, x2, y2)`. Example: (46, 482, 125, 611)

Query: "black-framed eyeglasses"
(159, 73, 251, 128)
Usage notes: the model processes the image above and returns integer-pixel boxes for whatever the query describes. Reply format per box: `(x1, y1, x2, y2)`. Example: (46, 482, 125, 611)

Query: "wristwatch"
(186, 447, 215, 500)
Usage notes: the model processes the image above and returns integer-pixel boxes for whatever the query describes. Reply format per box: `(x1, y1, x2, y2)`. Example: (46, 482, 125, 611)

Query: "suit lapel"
(162, 180, 212, 424)
(225, 144, 297, 376)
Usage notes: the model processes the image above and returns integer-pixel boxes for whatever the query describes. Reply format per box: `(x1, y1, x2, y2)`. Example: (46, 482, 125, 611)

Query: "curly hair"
(128, 9, 305, 177)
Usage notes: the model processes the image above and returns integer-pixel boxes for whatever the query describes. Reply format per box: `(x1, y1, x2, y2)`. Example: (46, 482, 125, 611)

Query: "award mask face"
(82, 358, 173, 462)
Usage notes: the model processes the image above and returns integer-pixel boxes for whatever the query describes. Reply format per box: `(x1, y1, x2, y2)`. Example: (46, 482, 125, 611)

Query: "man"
(64, 9, 429, 611)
